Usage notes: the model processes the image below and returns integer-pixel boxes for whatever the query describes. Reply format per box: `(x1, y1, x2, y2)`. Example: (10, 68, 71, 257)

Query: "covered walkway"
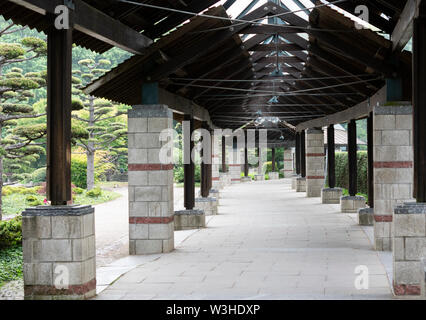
(96, 179, 392, 300)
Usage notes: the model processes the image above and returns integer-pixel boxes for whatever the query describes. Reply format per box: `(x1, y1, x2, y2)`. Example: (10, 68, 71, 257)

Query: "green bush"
(71, 156, 88, 188)
(73, 187, 84, 194)
(174, 166, 184, 183)
(31, 167, 46, 183)
(25, 195, 42, 206)
(335, 151, 368, 195)
(0, 216, 22, 249)
(0, 246, 23, 285)
(86, 187, 102, 197)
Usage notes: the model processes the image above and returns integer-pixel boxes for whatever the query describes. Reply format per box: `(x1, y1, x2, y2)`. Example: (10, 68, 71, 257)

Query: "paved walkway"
(96, 179, 393, 300)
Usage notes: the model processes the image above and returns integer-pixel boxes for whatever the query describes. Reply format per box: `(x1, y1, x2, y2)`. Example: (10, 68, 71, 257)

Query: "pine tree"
(0, 21, 48, 220)
(72, 58, 127, 190)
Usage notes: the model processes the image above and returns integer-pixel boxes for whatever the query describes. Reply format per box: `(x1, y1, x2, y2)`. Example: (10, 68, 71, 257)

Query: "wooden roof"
(84, 1, 412, 143)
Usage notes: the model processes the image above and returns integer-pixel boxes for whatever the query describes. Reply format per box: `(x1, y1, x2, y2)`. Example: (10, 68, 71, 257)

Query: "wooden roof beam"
(7, 0, 153, 54)
(391, 0, 424, 51)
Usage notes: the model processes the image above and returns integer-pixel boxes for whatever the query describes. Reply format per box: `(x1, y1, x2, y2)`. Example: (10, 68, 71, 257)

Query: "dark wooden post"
(208, 128, 213, 192)
(46, 25, 73, 205)
(200, 121, 209, 198)
(348, 119, 358, 197)
(300, 130, 306, 178)
(244, 131, 249, 177)
(413, 7, 426, 202)
(271, 148, 276, 172)
(184, 114, 195, 209)
(327, 125, 336, 189)
(221, 135, 227, 173)
(367, 113, 374, 207)
(295, 132, 301, 175)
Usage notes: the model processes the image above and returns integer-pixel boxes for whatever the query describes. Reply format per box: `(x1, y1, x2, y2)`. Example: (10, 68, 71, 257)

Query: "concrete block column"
(283, 148, 293, 178)
(393, 203, 426, 297)
(128, 105, 174, 255)
(373, 105, 414, 251)
(305, 129, 325, 197)
(229, 149, 242, 183)
(22, 205, 96, 300)
(212, 134, 221, 189)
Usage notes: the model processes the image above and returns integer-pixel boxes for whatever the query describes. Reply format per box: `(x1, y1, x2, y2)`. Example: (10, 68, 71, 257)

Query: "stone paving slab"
(96, 180, 393, 300)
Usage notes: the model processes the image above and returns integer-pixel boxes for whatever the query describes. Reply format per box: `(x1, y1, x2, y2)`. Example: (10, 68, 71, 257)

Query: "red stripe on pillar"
(212, 177, 219, 181)
(373, 161, 413, 168)
(374, 215, 393, 222)
(306, 176, 324, 179)
(129, 216, 174, 224)
(128, 164, 174, 171)
(24, 279, 96, 296)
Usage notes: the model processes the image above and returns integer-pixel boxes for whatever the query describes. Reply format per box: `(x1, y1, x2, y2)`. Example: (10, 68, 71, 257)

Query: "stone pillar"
(255, 147, 265, 181)
(229, 148, 242, 183)
(128, 105, 174, 255)
(211, 132, 221, 190)
(22, 206, 96, 300)
(393, 203, 426, 297)
(283, 148, 293, 178)
(373, 105, 413, 251)
(305, 128, 325, 197)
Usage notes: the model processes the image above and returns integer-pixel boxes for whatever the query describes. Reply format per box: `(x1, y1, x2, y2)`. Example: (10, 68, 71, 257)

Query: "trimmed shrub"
(73, 187, 84, 195)
(86, 187, 102, 197)
(71, 155, 88, 189)
(26, 195, 42, 206)
(0, 216, 22, 249)
(31, 167, 46, 183)
(334, 151, 368, 195)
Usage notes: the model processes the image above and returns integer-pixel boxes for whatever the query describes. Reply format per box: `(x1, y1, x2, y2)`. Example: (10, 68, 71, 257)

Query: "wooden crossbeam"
(7, 0, 153, 54)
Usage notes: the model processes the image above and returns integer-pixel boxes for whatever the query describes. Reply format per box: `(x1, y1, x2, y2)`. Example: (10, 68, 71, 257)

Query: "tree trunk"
(86, 97, 95, 190)
(87, 150, 95, 190)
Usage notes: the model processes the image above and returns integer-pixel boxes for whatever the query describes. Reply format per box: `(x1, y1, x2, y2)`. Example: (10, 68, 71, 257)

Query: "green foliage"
(71, 155, 88, 188)
(86, 186, 102, 197)
(26, 194, 42, 206)
(334, 151, 368, 195)
(31, 167, 46, 183)
(0, 43, 25, 59)
(0, 246, 23, 285)
(0, 216, 22, 249)
(73, 187, 84, 194)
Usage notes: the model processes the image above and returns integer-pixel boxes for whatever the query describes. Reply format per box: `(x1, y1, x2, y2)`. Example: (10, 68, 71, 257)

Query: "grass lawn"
(2, 188, 122, 217)
(0, 246, 23, 289)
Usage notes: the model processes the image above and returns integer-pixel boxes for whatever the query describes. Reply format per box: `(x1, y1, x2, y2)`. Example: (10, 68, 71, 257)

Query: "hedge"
(334, 151, 368, 195)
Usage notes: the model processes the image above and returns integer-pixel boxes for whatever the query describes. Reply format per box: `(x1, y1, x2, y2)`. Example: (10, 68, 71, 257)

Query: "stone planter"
(174, 210, 205, 230)
(340, 195, 366, 213)
(195, 197, 218, 216)
(321, 188, 343, 204)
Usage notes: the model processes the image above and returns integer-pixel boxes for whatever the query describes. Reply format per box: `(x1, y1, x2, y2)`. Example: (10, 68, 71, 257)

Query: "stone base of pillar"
(254, 174, 265, 181)
(340, 196, 366, 213)
(291, 176, 299, 190)
(22, 205, 96, 300)
(212, 180, 222, 190)
(393, 202, 426, 297)
(209, 189, 220, 200)
(306, 178, 324, 197)
(268, 172, 279, 180)
(321, 188, 342, 204)
(296, 177, 306, 192)
(358, 208, 374, 226)
(174, 210, 205, 230)
(241, 176, 252, 183)
(195, 197, 218, 216)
